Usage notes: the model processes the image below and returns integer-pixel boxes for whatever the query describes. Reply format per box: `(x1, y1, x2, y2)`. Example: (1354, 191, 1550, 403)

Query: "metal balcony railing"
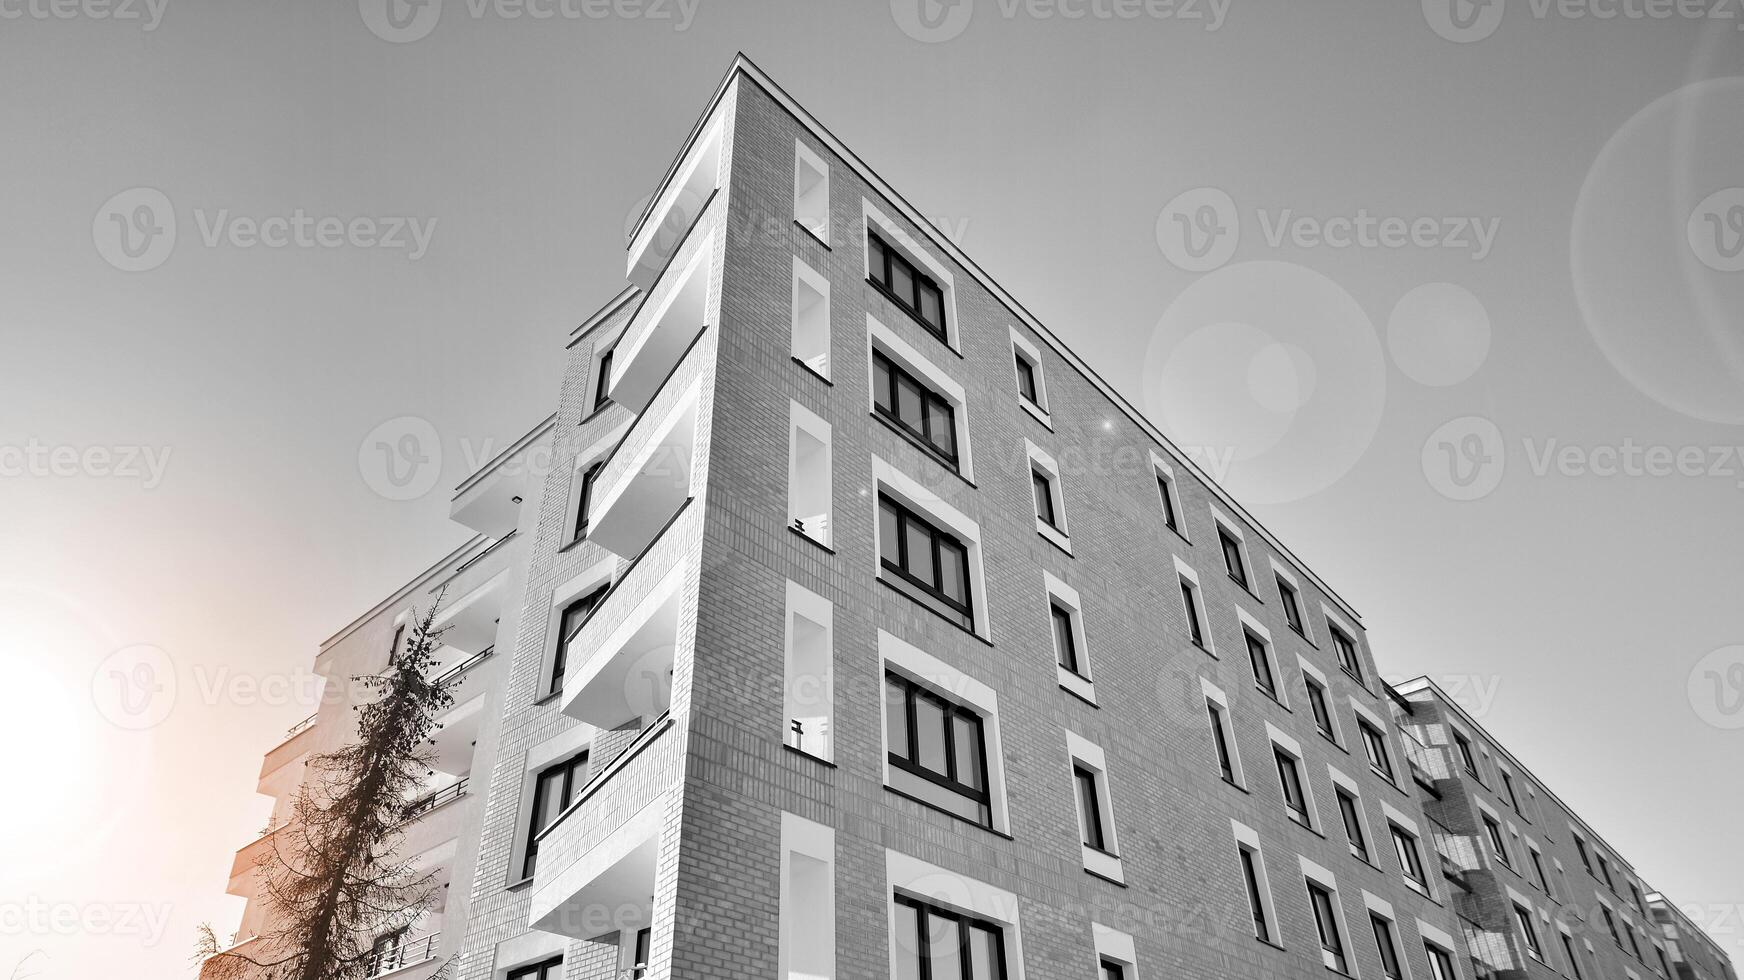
(283, 713, 317, 741)
(403, 778, 468, 821)
(433, 646, 493, 687)
(367, 931, 440, 977)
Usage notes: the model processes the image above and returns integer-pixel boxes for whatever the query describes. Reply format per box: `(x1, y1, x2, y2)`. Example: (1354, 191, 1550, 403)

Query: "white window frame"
(779, 811, 836, 980)
(863, 199, 961, 352)
(871, 455, 991, 639)
(1066, 729, 1124, 884)
(1237, 608, 1286, 707)
(867, 314, 975, 481)
(1384, 802, 1434, 900)
(1363, 892, 1415, 980)
(565, 420, 632, 543)
(877, 629, 1010, 834)
(1203, 677, 1246, 787)
(1093, 923, 1138, 980)
(1045, 572, 1095, 704)
(885, 849, 1026, 980)
(1299, 655, 1343, 746)
(1329, 764, 1374, 864)
(507, 724, 595, 886)
(1266, 722, 1319, 831)
(1027, 439, 1071, 553)
(1417, 920, 1459, 980)
(1322, 602, 1369, 684)
(1149, 450, 1188, 539)
(1232, 820, 1280, 946)
(1351, 696, 1399, 785)
(787, 400, 834, 548)
(1300, 856, 1358, 975)
(792, 140, 830, 246)
(539, 557, 618, 702)
(1269, 556, 1312, 642)
(1210, 504, 1255, 591)
(782, 581, 834, 762)
(790, 256, 833, 380)
(1175, 556, 1216, 657)
(1009, 326, 1051, 427)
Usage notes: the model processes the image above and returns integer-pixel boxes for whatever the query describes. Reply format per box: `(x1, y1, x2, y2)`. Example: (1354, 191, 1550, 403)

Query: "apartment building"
(1650, 895, 1740, 980)
(202, 55, 1736, 980)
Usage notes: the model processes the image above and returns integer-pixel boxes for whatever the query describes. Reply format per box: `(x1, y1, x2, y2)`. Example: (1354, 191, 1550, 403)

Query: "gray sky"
(2, 2, 1741, 976)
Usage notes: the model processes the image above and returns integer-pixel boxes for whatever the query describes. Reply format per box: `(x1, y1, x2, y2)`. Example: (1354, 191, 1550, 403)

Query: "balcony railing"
(367, 931, 440, 977)
(403, 778, 468, 822)
(284, 713, 317, 741)
(433, 646, 493, 688)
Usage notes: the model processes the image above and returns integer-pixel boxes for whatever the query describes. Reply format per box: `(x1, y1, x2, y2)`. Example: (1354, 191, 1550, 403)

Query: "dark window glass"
(1051, 602, 1081, 675)
(1220, 528, 1248, 587)
(1531, 849, 1553, 896)
(1278, 576, 1304, 633)
(573, 461, 603, 540)
(1373, 914, 1404, 980)
(1484, 816, 1511, 868)
(1361, 722, 1394, 780)
(1603, 908, 1621, 946)
(551, 587, 607, 695)
(879, 495, 974, 629)
(594, 348, 614, 410)
(1307, 680, 1335, 740)
(1516, 905, 1542, 957)
(1392, 825, 1426, 885)
(1246, 632, 1276, 697)
(389, 622, 406, 664)
(1100, 959, 1126, 980)
(1501, 769, 1520, 810)
(1156, 474, 1179, 530)
(893, 894, 1006, 980)
(872, 350, 959, 466)
(507, 956, 563, 980)
(1208, 700, 1236, 783)
(1239, 847, 1271, 942)
(1074, 764, 1107, 851)
(1455, 731, 1479, 776)
(630, 928, 651, 979)
(1274, 749, 1307, 824)
(1331, 626, 1362, 680)
(524, 752, 589, 878)
(1425, 945, 1457, 980)
(1032, 469, 1059, 529)
(1014, 352, 1039, 405)
(1597, 854, 1615, 889)
(1564, 935, 1586, 979)
(886, 671, 992, 826)
(1181, 579, 1205, 647)
(1308, 881, 1348, 973)
(1338, 790, 1369, 861)
(867, 231, 948, 340)
(1576, 837, 1594, 874)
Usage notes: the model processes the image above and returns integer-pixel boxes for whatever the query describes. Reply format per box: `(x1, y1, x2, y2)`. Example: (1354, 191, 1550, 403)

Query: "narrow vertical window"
(1052, 602, 1082, 676)
(1033, 469, 1059, 529)
(1455, 731, 1479, 776)
(1330, 625, 1362, 680)
(1563, 934, 1586, 979)
(1239, 846, 1272, 943)
(1274, 749, 1308, 826)
(629, 927, 652, 979)
(1337, 790, 1369, 862)
(593, 347, 615, 411)
(1483, 815, 1511, 868)
(1307, 881, 1348, 973)
(573, 460, 603, 540)
(787, 403, 833, 547)
(1361, 721, 1395, 780)
(1014, 350, 1039, 406)
(1515, 904, 1543, 959)
(1501, 768, 1521, 811)
(793, 141, 829, 244)
(1219, 526, 1248, 587)
(550, 587, 607, 695)
(1372, 914, 1404, 980)
(1208, 700, 1237, 784)
(1277, 575, 1304, 634)
(1391, 824, 1427, 887)
(1306, 678, 1335, 741)
(1247, 631, 1278, 699)
(1074, 764, 1107, 851)
(791, 257, 832, 379)
(1181, 577, 1207, 648)
(782, 583, 834, 761)
(524, 751, 588, 879)
(1425, 944, 1457, 980)
(1157, 473, 1180, 530)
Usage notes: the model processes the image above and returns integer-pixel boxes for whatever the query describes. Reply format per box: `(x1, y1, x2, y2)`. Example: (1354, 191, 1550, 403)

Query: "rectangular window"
(1033, 469, 1059, 530)
(1392, 824, 1427, 887)
(1603, 907, 1622, 946)
(1337, 790, 1369, 862)
(1425, 944, 1456, 980)
(1239, 846, 1272, 943)
(1330, 624, 1362, 681)
(551, 587, 607, 695)
(1277, 575, 1305, 634)
(1515, 905, 1543, 960)
(524, 751, 588, 878)
(783, 583, 834, 761)
(1307, 677, 1336, 741)
(593, 347, 615, 411)
(1361, 721, 1395, 780)
(1181, 577, 1207, 649)
(1307, 881, 1348, 973)
(1219, 527, 1249, 588)
(788, 402, 834, 547)
(1483, 816, 1511, 869)
(1075, 764, 1108, 852)
(1530, 847, 1552, 897)
(879, 494, 973, 630)
(1099, 960, 1125, 980)
(1052, 602, 1082, 677)
(1208, 700, 1238, 784)
(1597, 854, 1615, 889)
(1500, 768, 1521, 811)
(873, 349, 959, 466)
(793, 141, 829, 244)
(791, 256, 832, 378)
(1575, 836, 1594, 874)
(779, 812, 835, 980)
(1274, 749, 1309, 826)
(629, 927, 652, 979)
(885, 671, 991, 827)
(1014, 350, 1040, 407)
(1454, 731, 1478, 775)
(1156, 472, 1180, 531)
(1247, 631, 1278, 699)
(891, 894, 1006, 980)
(867, 231, 947, 341)
(1372, 914, 1404, 980)
(572, 461, 604, 540)
(1563, 934, 1586, 980)
(507, 956, 563, 980)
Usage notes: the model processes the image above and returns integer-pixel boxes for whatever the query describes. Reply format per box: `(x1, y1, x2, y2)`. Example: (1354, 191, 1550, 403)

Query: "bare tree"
(198, 597, 458, 980)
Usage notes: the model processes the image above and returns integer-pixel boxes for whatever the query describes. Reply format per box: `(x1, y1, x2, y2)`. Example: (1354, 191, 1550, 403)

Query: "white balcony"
(587, 381, 701, 561)
(428, 692, 484, 777)
(561, 558, 685, 731)
(625, 119, 721, 292)
(530, 790, 664, 941)
(432, 571, 505, 655)
(611, 232, 715, 414)
(450, 418, 553, 538)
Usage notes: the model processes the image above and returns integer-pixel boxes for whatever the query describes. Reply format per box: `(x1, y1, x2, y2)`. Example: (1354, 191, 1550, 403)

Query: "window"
(1500, 768, 1521, 811)
(1655, 946, 1671, 978)
(868, 231, 947, 341)
(1575, 835, 1594, 874)
(1306, 676, 1336, 741)
(1529, 846, 1552, 897)
(1046, 574, 1095, 701)
(389, 621, 405, 663)
(1219, 526, 1249, 588)
(1014, 352, 1039, 405)
(1629, 883, 1644, 913)
(1603, 907, 1622, 946)
(1337, 789, 1369, 862)
(1153, 457, 1184, 534)
(1307, 880, 1349, 973)
(1075, 764, 1109, 851)
(782, 582, 834, 761)
(1246, 631, 1279, 700)
(1597, 854, 1615, 890)
(1010, 328, 1051, 424)
(1238, 845, 1273, 943)
(524, 751, 588, 878)
(1360, 720, 1395, 780)
(779, 812, 836, 980)
(1099, 960, 1125, 980)
(1455, 731, 1479, 777)
(1180, 577, 1208, 649)
(1563, 934, 1586, 979)
(1277, 574, 1305, 634)
(1628, 927, 1643, 960)
(885, 671, 991, 827)
(787, 402, 833, 547)
(1330, 624, 1362, 680)
(1208, 700, 1239, 785)
(1033, 469, 1060, 529)
(879, 493, 973, 629)
(891, 894, 1006, 980)
(793, 141, 829, 244)
(1027, 441, 1070, 548)
(550, 587, 607, 695)
(628, 927, 652, 979)
(1274, 749, 1309, 827)
(1424, 944, 1457, 980)
(1392, 824, 1428, 888)
(572, 460, 604, 540)
(1515, 904, 1543, 960)
(1372, 914, 1405, 980)
(1483, 815, 1512, 869)
(791, 256, 832, 378)
(593, 346, 615, 411)
(1068, 733, 1123, 881)
(873, 349, 959, 466)
(1052, 603, 1083, 677)
(506, 956, 563, 980)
